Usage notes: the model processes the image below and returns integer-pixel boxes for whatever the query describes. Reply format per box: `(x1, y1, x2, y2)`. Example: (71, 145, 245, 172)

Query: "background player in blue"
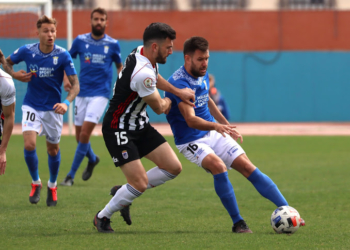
(165, 37, 305, 233)
(3, 16, 80, 206)
(60, 8, 123, 186)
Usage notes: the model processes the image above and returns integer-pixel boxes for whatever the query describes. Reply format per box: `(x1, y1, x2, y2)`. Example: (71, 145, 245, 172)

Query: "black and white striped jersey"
(103, 46, 159, 131)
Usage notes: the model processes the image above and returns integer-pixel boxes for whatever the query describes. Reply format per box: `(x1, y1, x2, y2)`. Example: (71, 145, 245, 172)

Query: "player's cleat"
(93, 211, 114, 233)
(82, 156, 100, 181)
(29, 183, 42, 204)
(110, 185, 132, 225)
(46, 186, 57, 207)
(300, 218, 306, 226)
(60, 175, 74, 186)
(232, 220, 253, 233)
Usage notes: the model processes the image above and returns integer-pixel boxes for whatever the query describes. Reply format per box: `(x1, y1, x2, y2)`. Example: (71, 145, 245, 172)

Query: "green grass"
(1, 135, 350, 249)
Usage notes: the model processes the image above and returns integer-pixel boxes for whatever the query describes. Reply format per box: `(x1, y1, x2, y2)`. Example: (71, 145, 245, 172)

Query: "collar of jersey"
(139, 46, 156, 68)
(37, 43, 56, 55)
(181, 65, 199, 80)
(89, 33, 106, 42)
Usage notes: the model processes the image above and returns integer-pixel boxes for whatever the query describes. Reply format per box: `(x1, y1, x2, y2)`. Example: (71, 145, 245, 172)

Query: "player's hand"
(53, 103, 68, 115)
(179, 88, 196, 107)
(0, 150, 7, 175)
(13, 70, 32, 82)
(164, 97, 172, 115)
(64, 81, 71, 92)
(215, 124, 243, 143)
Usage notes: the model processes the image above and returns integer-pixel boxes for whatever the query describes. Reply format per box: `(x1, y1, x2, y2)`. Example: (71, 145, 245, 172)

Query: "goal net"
(0, 0, 51, 124)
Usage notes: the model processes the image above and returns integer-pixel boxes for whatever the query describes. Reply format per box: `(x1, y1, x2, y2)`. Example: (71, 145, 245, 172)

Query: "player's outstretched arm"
(156, 74, 195, 107)
(115, 62, 123, 74)
(53, 74, 80, 115)
(2, 56, 32, 82)
(143, 90, 172, 115)
(208, 97, 229, 125)
(178, 102, 242, 142)
(0, 102, 15, 175)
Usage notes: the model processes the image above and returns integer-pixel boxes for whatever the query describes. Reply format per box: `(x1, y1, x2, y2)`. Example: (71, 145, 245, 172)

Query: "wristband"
(63, 100, 70, 106)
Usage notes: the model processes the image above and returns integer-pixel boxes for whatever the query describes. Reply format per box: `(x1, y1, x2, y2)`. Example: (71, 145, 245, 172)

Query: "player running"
(164, 36, 305, 233)
(2, 16, 79, 206)
(93, 23, 195, 233)
(60, 8, 123, 186)
(0, 49, 16, 176)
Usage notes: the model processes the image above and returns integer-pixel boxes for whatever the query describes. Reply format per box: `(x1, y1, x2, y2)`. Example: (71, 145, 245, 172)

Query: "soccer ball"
(271, 206, 301, 234)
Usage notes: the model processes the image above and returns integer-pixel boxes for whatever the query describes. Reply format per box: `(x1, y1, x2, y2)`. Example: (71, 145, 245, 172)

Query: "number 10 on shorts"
(115, 131, 128, 145)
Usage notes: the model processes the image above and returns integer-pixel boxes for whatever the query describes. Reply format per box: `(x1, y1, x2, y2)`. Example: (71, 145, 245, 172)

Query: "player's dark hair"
(143, 23, 176, 47)
(91, 7, 107, 19)
(37, 15, 57, 29)
(183, 37, 209, 56)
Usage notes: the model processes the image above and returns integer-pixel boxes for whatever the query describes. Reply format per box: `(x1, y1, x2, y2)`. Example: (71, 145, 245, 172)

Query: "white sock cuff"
(32, 179, 41, 185)
(47, 181, 57, 188)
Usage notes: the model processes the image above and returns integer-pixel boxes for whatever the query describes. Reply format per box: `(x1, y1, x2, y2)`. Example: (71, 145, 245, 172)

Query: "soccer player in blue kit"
(60, 8, 123, 186)
(165, 37, 305, 233)
(3, 16, 80, 206)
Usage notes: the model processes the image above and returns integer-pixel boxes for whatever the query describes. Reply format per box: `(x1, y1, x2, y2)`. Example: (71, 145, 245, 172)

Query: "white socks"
(98, 167, 177, 219)
(48, 181, 57, 188)
(98, 184, 142, 219)
(146, 166, 177, 189)
(32, 179, 41, 185)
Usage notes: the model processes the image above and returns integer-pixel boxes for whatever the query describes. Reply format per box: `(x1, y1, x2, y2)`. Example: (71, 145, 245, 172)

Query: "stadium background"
(1, 1, 350, 124)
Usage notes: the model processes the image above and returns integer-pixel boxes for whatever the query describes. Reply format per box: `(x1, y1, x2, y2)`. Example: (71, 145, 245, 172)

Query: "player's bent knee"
(24, 141, 36, 151)
(210, 162, 227, 175)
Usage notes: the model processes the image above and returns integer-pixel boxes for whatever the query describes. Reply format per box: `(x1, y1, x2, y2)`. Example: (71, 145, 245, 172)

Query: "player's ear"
(151, 42, 158, 52)
(184, 54, 191, 64)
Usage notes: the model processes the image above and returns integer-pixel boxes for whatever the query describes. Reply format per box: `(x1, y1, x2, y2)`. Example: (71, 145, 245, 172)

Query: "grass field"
(1, 135, 349, 249)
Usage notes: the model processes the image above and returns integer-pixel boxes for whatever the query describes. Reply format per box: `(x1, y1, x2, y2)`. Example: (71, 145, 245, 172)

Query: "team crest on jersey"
(29, 64, 38, 77)
(84, 52, 91, 64)
(143, 78, 153, 88)
(104, 46, 109, 54)
(53, 56, 58, 65)
(122, 150, 128, 159)
(85, 44, 89, 49)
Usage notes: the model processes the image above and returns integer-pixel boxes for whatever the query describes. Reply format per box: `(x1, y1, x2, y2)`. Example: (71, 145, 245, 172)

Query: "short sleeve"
(63, 51, 77, 76)
(10, 46, 26, 64)
(130, 67, 156, 98)
(0, 72, 16, 106)
(69, 38, 79, 58)
(112, 41, 122, 64)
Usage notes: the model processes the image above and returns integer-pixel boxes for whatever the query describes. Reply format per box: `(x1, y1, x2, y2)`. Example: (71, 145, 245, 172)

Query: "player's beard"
(92, 25, 105, 37)
(155, 50, 167, 64)
(190, 63, 207, 78)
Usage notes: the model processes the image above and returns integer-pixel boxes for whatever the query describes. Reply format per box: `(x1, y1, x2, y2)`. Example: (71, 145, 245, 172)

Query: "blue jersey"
(10, 43, 76, 111)
(69, 33, 122, 98)
(165, 66, 215, 145)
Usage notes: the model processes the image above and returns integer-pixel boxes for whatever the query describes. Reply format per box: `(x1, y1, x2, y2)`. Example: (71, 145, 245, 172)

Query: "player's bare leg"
(23, 131, 42, 204)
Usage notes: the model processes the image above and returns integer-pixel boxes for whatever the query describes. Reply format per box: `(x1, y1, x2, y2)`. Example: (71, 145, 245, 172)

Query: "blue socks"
(48, 149, 61, 183)
(24, 148, 39, 181)
(85, 142, 96, 163)
(248, 168, 288, 207)
(68, 142, 89, 179)
(214, 172, 243, 224)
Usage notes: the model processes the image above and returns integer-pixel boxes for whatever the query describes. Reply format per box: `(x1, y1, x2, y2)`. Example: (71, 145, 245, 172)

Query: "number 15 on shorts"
(115, 131, 128, 145)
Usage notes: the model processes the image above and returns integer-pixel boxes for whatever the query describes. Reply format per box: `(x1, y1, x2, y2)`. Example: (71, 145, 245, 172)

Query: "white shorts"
(22, 105, 63, 144)
(74, 96, 109, 126)
(176, 130, 245, 170)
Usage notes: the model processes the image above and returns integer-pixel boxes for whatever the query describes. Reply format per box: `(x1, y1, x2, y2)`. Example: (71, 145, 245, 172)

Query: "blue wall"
(1, 38, 349, 123)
